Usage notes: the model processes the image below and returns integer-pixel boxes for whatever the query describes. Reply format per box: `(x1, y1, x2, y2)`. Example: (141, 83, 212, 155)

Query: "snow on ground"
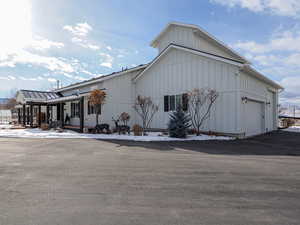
(0, 128, 233, 141)
(283, 126, 300, 133)
(0, 124, 13, 129)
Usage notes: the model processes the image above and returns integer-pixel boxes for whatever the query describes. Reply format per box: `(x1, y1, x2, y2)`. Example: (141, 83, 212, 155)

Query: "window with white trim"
(164, 93, 188, 112)
(71, 102, 80, 118)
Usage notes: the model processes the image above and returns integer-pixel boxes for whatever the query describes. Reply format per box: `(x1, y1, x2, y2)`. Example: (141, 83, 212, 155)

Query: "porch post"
(22, 104, 26, 126)
(60, 103, 64, 128)
(46, 105, 50, 124)
(30, 104, 33, 127)
(18, 108, 21, 124)
(80, 97, 84, 133)
(38, 105, 41, 127)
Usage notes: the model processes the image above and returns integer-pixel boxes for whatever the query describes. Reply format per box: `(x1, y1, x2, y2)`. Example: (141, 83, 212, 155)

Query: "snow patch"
(0, 124, 13, 129)
(283, 126, 300, 133)
(0, 128, 233, 141)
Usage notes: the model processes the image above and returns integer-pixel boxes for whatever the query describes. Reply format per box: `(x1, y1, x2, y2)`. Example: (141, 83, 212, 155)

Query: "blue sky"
(0, 0, 300, 107)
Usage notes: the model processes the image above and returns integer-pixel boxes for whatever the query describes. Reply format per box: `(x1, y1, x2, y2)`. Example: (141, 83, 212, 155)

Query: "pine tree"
(168, 105, 191, 138)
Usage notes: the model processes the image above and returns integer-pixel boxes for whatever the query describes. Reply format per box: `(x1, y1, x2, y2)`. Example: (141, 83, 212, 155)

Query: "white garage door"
(245, 100, 264, 137)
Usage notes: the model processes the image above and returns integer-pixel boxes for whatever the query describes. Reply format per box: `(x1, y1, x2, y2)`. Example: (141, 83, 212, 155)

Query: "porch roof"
(46, 94, 82, 104)
(20, 90, 60, 103)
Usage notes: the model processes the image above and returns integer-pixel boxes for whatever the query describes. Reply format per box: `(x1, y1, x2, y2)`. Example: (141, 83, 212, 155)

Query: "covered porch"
(15, 90, 86, 133)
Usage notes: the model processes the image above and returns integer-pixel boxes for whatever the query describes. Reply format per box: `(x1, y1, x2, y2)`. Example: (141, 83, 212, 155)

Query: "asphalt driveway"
(0, 131, 299, 225)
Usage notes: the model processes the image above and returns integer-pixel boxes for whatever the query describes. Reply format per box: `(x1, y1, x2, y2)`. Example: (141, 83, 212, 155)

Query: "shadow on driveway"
(99, 131, 300, 156)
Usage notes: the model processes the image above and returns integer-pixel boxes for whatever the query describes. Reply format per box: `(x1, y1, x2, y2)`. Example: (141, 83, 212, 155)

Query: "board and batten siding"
(156, 25, 240, 62)
(239, 70, 278, 134)
(59, 71, 140, 128)
(135, 48, 241, 134)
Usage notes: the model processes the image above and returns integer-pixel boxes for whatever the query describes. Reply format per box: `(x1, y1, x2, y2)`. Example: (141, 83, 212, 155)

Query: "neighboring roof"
(133, 43, 245, 82)
(241, 66, 284, 90)
(55, 64, 148, 93)
(150, 22, 250, 64)
(19, 90, 60, 103)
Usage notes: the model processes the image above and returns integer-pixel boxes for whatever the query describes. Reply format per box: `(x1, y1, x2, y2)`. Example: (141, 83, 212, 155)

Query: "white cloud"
(63, 22, 92, 37)
(234, 29, 300, 54)
(74, 76, 86, 81)
(106, 46, 112, 51)
(232, 26, 300, 106)
(30, 36, 64, 51)
(0, 49, 75, 73)
(7, 75, 16, 80)
(100, 53, 114, 68)
(48, 78, 57, 82)
(64, 22, 100, 51)
(0, 76, 10, 80)
(19, 76, 37, 81)
(210, 0, 300, 17)
(71, 37, 100, 50)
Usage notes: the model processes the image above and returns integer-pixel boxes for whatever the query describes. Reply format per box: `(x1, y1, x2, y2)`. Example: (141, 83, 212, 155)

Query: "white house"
(15, 22, 283, 137)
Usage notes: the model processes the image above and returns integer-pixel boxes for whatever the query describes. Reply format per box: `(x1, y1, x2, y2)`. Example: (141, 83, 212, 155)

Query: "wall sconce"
(241, 97, 248, 104)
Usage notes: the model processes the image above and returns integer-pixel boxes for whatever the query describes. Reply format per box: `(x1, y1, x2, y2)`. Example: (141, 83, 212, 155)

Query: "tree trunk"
(96, 112, 99, 125)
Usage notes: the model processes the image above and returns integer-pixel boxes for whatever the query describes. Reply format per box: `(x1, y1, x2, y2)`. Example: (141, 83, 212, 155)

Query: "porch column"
(46, 105, 50, 124)
(18, 108, 21, 124)
(80, 97, 84, 133)
(22, 104, 26, 126)
(38, 105, 41, 127)
(56, 103, 60, 121)
(60, 103, 64, 128)
(30, 104, 33, 127)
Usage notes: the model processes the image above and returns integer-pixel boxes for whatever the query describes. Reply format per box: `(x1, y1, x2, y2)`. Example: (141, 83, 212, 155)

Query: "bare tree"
(119, 112, 130, 126)
(89, 89, 106, 125)
(278, 104, 286, 116)
(187, 88, 219, 136)
(133, 96, 158, 135)
(6, 98, 17, 110)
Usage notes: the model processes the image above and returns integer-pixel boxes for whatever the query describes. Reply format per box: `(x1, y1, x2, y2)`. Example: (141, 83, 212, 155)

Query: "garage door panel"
(245, 101, 264, 137)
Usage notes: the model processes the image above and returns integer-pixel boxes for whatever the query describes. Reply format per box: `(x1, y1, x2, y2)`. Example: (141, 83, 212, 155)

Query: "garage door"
(245, 100, 264, 137)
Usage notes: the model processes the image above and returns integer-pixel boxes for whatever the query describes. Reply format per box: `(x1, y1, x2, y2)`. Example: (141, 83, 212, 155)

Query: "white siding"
(135, 48, 241, 134)
(59, 71, 140, 129)
(239, 71, 278, 135)
(156, 25, 241, 62)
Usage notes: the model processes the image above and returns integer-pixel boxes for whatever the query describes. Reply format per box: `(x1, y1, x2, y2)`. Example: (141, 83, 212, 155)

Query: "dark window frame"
(164, 93, 188, 112)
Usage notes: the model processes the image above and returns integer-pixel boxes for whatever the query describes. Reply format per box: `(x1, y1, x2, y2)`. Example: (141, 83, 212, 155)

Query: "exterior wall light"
(241, 97, 248, 104)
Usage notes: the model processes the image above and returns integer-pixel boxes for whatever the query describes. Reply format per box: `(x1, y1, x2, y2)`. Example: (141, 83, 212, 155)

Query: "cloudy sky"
(0, 0, 299, 106)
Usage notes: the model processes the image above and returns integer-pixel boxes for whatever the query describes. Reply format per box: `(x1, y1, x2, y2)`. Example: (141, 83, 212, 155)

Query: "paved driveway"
(0, 131, 299, 225)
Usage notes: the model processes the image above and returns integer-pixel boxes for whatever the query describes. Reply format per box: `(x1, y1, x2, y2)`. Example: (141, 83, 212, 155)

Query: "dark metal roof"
(20, 90, 60, 101)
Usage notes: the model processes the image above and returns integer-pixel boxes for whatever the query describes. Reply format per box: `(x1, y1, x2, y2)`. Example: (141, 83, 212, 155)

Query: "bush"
(40, 123, 49, 131)
(168, 105, 191, 138)
(119, 112, 130, 125)
(132, 124, 143, 136)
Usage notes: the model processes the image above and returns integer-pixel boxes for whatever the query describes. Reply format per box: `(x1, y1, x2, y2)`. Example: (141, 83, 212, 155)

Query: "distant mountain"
(0, 98, 9, 104)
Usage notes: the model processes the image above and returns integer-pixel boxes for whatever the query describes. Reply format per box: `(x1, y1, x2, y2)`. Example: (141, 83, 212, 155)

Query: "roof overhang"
(55, 64, 148, 93)
(150, 22, 250, 64)
(241, 65, 284, 90)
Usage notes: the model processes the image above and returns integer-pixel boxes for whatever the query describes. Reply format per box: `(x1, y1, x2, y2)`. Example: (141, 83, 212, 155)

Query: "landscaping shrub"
(168, 105, 191, 138)
(40, 123, 49, 131)
(119, 112, 130, 126)
(132, 124, 143, 136)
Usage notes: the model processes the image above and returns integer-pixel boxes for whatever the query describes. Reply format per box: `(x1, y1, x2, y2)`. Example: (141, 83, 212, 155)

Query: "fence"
(0, 110, 12, 124)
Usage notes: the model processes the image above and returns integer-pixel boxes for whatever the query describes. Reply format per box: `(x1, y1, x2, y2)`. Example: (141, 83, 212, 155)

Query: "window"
(71, 102, 80, 118)
(164, 94, 188, 112)
(88, 101, 98, 115)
